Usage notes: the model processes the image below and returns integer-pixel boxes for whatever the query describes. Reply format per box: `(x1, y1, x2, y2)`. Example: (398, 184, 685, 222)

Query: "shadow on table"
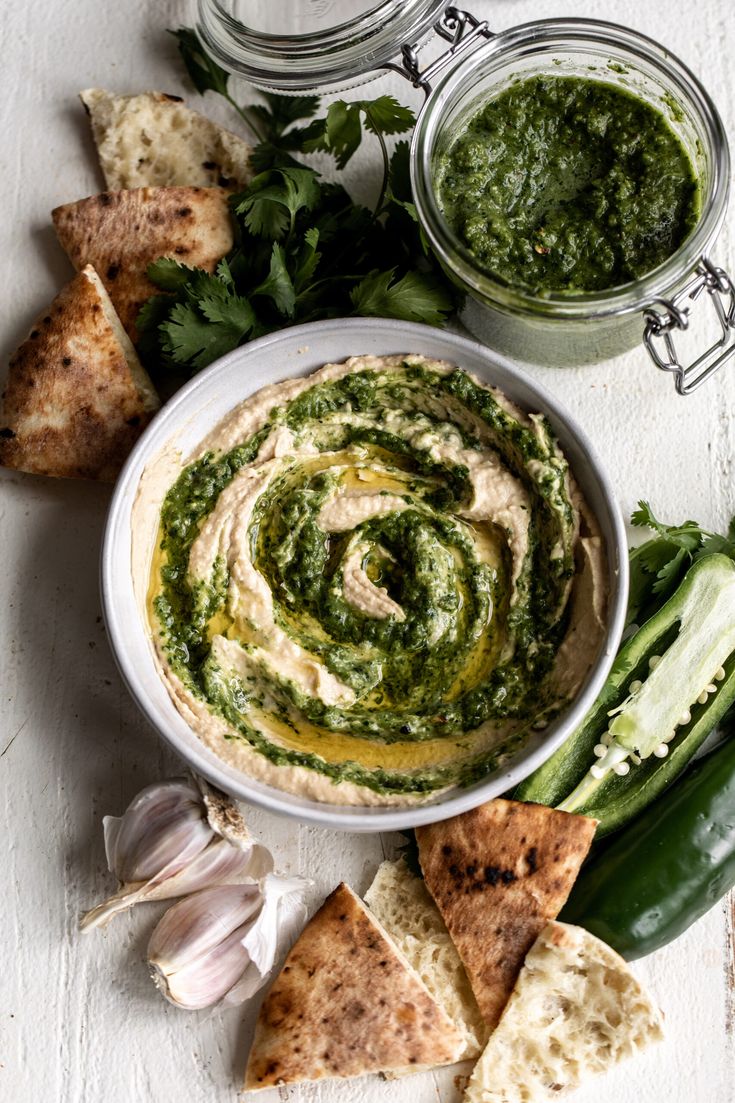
(2, 468, 181, 912)
(2, 467, 259, 1080)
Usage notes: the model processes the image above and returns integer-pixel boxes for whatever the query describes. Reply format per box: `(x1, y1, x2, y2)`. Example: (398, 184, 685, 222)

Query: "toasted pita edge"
(364, 858, 488, 1061)
(244, 882, 464, 1091)
(0, 264, 159, 481)
(51, 185, 233, 340)
(416, 798, 597, 1029)
(83, 266, 160, 412)
(463, 921, 664, 1103)
(79, 87, 252, 190)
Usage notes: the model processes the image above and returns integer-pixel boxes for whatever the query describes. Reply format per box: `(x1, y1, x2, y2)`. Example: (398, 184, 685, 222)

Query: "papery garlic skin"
(80, 774, 270, 932)
(147, 874, 309, 1011)
(224, 873, 309, 1005)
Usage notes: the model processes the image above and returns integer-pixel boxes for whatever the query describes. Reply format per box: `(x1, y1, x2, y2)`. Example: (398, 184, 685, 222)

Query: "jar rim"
(196, 0, 446, 91)
(411, 17, 731, 321)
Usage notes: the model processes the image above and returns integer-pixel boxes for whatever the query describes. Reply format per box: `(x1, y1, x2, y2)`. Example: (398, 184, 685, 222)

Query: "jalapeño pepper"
(560, 735, 735, 959)
(515, 554, 735, 836)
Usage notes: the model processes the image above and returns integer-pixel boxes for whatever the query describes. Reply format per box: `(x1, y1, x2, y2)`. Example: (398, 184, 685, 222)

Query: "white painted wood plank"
(1, 0, 734, 1101)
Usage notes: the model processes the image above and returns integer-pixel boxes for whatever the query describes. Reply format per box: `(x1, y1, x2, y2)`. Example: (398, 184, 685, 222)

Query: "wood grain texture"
(1, 0, 734, 1101)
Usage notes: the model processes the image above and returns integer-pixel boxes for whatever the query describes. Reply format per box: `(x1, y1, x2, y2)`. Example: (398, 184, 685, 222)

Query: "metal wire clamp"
(384, 6, 494, 96)
(643, 258, 735, 395)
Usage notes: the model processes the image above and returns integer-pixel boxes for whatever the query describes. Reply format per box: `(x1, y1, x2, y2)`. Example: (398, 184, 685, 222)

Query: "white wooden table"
(2, 0, 734, 1100)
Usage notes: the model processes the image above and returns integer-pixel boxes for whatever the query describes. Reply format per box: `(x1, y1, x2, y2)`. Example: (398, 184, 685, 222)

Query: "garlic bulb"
(80, 775, 272, 932)
(148, 874, 309, 1010)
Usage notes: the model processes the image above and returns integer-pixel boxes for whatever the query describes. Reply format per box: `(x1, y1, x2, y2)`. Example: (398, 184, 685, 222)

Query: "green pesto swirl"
(148, 356, 601, 801)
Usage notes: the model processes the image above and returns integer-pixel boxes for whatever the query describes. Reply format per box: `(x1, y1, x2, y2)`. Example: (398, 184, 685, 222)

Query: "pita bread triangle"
(0, 265, 159, 481)
(80, 88, 253, 191)
(244, 882, 464, 1090)
(416, 799, 596, 1030)
(52, 185, 233, 341)
(464, 922, 663, 1103)
(364, 857, 488, 1062)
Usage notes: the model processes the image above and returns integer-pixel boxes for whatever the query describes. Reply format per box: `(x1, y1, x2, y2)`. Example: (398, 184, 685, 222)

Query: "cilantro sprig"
(140, 29, 460, 378)
(628, 500, 735, 626)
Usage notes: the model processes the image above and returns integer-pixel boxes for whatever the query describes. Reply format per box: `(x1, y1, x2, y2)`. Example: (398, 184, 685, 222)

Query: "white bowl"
(102, 319, 628, 833)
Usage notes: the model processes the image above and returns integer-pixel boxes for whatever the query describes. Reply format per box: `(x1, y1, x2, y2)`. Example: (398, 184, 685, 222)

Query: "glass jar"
(411, 17, 733, 382)
(197, 2, 735, 391)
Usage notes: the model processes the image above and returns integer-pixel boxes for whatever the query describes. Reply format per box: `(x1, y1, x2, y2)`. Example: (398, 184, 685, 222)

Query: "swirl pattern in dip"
(144, 355, 607, 806)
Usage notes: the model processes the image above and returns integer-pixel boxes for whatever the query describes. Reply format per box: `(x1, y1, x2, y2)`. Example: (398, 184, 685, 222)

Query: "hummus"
(139, 354, 608, 806)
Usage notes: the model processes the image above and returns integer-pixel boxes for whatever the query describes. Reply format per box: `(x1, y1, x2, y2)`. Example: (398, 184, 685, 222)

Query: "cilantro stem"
(365, 107, 390, 220)
(226, 95, 267, 144)
(299, 274, 369, 296)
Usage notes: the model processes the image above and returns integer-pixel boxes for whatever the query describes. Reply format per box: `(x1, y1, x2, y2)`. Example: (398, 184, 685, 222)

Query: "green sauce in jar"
(436, 75, 700, 294)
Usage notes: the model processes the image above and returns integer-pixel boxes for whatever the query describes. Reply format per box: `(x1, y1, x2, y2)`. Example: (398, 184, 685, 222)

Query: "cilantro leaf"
(385, 141, 417, 216)
(136, 293, 179, 364)
(630, 500, 704, 551)
(253, 243, 296, 317)
(304, 97, 416, 169)
(247, 93, 320, 139)
(169, 28, 229, 97)
(362, 98, 416, 138)
(634, 538, 682, 578)
(160, 297, 252, 371)
(351, 268, 454, 325)
(198, 289, 255, 331)
(147, 257, 198, 292)
(650, 546, 688, 595)
(150, 260, 256, 372)
(696, 532, 735, 561)
(293, 227, 320, 292)
(279, 168, 321, 216)
(235, 167, 321, 239)
(248, 140, 306, 173)
(303, 101, 362, 169)
(238, 186, 290, 239)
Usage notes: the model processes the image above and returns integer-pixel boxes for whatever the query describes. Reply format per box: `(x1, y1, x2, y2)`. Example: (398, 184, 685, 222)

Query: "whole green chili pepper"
(515, 554, 735, 836)
(559, 734, 735, 959)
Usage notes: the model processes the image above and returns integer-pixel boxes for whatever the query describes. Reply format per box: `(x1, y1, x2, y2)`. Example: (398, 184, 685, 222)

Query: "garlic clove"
(149, 884, 262, 1010)
(149, 884, 262, 969)
(105, 778, 212, 884)
(140, 839, 274, 904)
(152, 922, 255, 1011)
(147, 875, 310, 1010)
(78, 840, 273, 933)
(80, 774, 269, 933)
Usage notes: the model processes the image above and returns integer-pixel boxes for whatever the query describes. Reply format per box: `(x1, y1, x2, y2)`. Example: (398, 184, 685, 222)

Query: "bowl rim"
(101, 318, 628, 833)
